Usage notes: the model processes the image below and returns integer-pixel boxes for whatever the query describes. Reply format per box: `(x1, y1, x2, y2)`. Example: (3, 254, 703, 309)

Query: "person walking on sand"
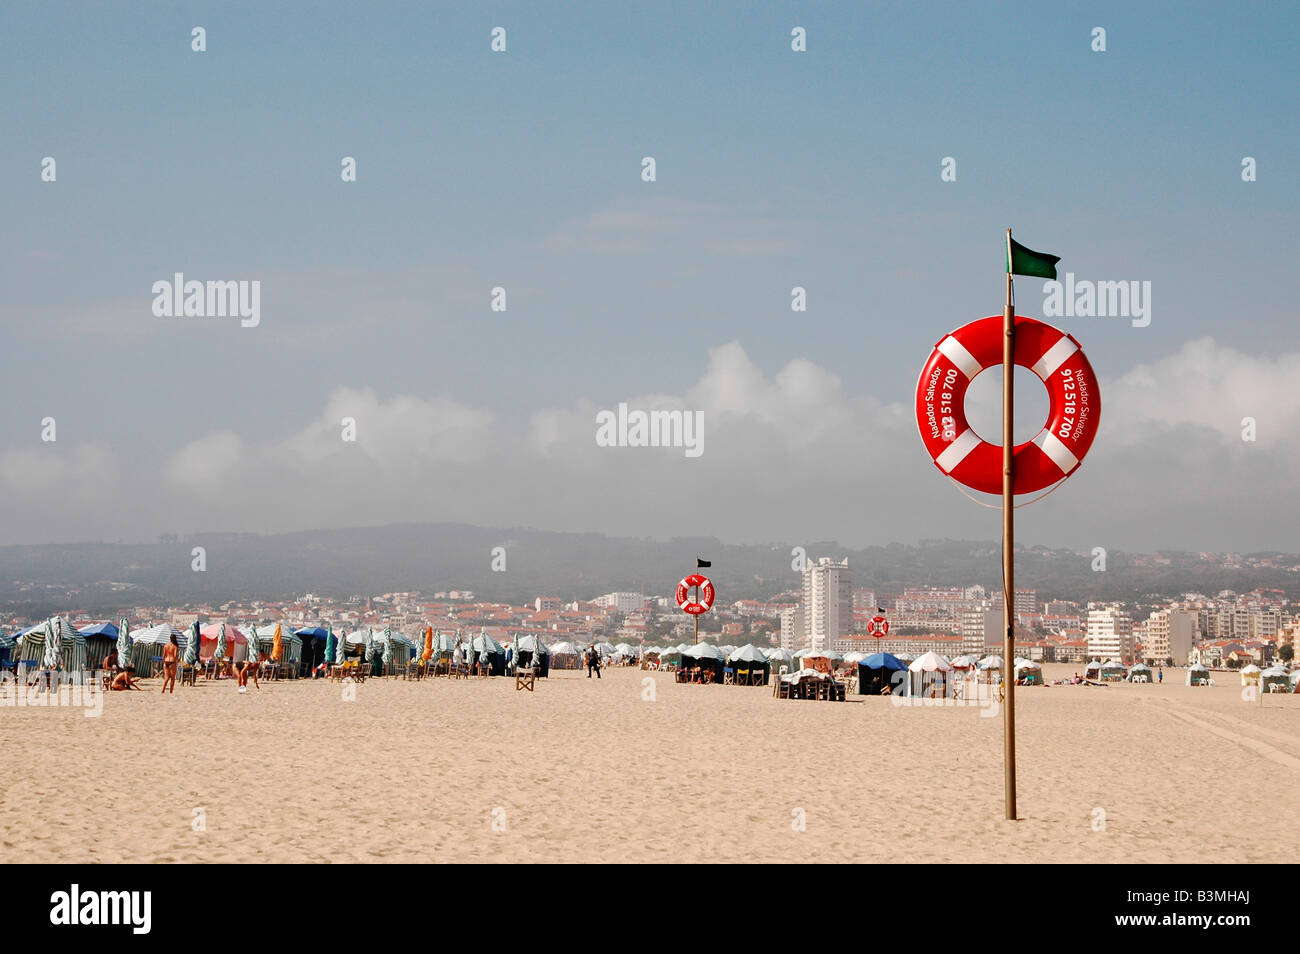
(161, 634, 179, 694)
(587, 645, 601, 679)
(1158, 667, 1163, 684)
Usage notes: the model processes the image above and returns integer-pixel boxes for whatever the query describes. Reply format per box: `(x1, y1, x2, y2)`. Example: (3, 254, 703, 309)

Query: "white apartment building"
(802, 557, 852, 653)
(959, 602, 992, 655)
(779, 606, 804, 652)
(1086, 607, 1133, 661)
(1145, 609, 1200, 665)
(593, 592, 647, 614)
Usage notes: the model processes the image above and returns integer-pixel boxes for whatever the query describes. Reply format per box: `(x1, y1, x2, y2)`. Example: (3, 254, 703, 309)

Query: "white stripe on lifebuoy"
(937, 336, 982, 380)
(1030, 337, 1078, 380)
(935, 428, 981, 473)
(1033, 430, 1079, 473)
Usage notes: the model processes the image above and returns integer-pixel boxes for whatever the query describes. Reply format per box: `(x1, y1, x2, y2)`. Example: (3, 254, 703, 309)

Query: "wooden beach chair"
(515, 666, 536, 692)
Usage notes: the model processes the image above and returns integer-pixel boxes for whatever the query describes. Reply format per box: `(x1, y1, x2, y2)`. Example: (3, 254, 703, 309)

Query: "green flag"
(1007, 236, 1060, 279)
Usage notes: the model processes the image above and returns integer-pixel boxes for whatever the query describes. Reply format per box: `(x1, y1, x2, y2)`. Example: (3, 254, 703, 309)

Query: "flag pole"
(1003, 227, 1018, 821)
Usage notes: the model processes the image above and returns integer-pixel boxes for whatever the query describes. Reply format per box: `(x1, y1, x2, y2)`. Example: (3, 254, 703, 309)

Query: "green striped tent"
(252, 624, 302, 676)
(19, 616, 89, 677)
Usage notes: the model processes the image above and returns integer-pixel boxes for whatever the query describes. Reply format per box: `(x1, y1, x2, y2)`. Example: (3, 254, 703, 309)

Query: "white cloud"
(1, 338, 1296, 551)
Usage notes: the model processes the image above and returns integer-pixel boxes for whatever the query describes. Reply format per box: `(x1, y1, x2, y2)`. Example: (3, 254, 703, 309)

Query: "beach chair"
(723, 668, 736, 685)
(515, 666, 536, 692)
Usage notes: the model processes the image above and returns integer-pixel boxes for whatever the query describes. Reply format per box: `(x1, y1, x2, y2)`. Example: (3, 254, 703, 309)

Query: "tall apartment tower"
(802, 557, 853, 652)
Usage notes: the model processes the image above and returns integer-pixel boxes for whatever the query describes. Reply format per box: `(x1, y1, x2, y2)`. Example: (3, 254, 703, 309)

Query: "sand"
(2, 663, 1296, 863)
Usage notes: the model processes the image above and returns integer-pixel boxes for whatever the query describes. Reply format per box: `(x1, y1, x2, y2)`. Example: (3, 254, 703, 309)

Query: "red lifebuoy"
(675, 574, 715, 615)
(867, 616, 889, 637)
(915, 315, 1100, 495)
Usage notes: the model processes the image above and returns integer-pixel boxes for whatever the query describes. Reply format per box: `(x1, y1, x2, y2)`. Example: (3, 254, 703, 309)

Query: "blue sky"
(2, 1, 1297, 549)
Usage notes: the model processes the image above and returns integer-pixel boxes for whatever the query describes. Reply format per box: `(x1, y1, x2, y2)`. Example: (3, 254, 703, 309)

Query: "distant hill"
(0, 523, 1296, 616)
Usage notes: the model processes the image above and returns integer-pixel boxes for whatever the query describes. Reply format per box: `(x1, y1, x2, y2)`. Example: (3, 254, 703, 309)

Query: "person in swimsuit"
(161, 634, 179, 693)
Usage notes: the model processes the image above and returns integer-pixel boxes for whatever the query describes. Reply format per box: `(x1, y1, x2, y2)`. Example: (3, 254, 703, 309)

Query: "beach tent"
(902, 651, 953, 696)
(764, 648, 796, 672)
(128, 623, 188, 675)
(1128, 662, 1154, 683)
(200, 622, 248, 663)
(515, 634, 551, 676)
(1239, 663, 1262, 686)
(977, 655, 1003, 671)
(78, 621, 120, 669)
(20, 617, 88, 676)
(1084, 661, 1102, 681)
(893, 653, 916, 663)
(595, 641, 617, 657)
(1185, 664, 1210, 686)
(726, 644, 771, 685)
(857, 652, 908, 695)
(951, 654, 979, 670)
(549, 641, 582, 670)
(1100, 660, 1127, 682)
(470, 632, 507, 676)
(294, 626, 329, 674)
(682, 642, 726, 681)
(1013, 659, 1044, 685)
(341, 629, 373, 662)
(253, 624, 302, 676)
(1260, 665, 1290, 693)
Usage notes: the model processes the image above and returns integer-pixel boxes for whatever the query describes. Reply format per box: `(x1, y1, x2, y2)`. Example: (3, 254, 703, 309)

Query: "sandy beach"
(3, 663, 1296, 864)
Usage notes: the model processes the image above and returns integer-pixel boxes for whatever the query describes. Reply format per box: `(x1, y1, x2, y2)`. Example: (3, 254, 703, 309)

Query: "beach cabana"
(340, 629, 373, 663)
(1013, 658, 1044, 685)
(470, 633, 507, 675)
(78, 621, 120, 670)
(1127, 662, 1154, 683)
(1084, 661, 1102, 681)
(725, 644, 770, 685)
(515, 634, 551, 676)
(902, 651, 954, 696)
(18, 617, 88, 677)
(977, 654, 1003, 672)
(1100, 660, 1127, 682)
(200, 623, 248, 664)
(1260, 665, 1290, 693)
(294, 626, 330, 675)
(1238, 663, 1262, 687)
(764, 648, 796, 674)
(951, 654, 979, 671)
(129, 623, 189, 676)
(857, 652, 908, 695)
(253, 624, 302, 677)
(681, 642, 726, 682)
(1185, 663, 1210, 686)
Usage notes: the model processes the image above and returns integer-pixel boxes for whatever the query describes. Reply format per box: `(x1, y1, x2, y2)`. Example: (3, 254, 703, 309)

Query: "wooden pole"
(694, 581, 700, 645)
(1003, 228, 1018, 821)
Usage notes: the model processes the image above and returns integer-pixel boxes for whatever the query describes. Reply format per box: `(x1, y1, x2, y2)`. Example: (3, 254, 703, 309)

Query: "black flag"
(697, 557, 711, 568)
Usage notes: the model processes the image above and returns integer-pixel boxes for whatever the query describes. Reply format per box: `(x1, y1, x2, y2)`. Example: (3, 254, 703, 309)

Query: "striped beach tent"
(19, 616, 89, 675)
(128, 623, 187, 676)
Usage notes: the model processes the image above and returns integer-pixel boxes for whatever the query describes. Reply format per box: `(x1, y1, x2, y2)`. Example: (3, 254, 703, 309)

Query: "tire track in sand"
(1141, 697, 1300, 771)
